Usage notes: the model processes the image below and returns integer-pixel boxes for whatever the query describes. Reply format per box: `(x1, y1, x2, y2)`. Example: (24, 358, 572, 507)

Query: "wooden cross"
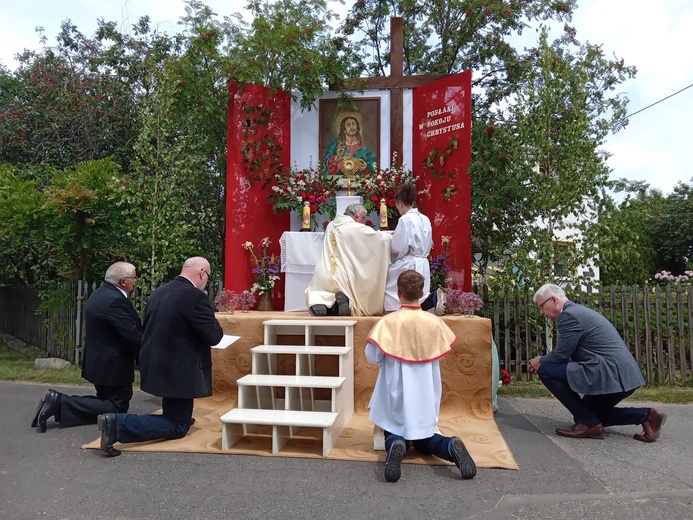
(330, 17, 447, 167)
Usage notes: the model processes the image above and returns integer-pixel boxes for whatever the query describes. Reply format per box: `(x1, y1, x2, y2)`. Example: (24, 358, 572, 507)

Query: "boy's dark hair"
(397, 270, 424, 301)
(394, 182, 417, 206)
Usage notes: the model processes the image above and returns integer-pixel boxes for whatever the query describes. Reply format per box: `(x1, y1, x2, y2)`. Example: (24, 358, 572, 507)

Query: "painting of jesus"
(319, 98, 380, 182)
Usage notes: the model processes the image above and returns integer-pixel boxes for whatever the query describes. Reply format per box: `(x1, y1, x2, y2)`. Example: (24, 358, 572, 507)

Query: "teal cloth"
(492, 338, 499, 412)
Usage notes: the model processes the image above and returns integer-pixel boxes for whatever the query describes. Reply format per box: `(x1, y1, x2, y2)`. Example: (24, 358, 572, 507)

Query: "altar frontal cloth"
(83, 313, 518, 471)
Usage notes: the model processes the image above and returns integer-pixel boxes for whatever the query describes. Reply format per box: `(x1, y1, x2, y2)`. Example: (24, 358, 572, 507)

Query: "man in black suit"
(97, 256, 224, 457)
(31, 262, 142, 432)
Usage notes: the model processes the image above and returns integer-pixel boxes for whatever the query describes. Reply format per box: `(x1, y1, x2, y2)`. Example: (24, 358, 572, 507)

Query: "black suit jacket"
(82, 282, 142, 386)
(139, 276, 224, 399)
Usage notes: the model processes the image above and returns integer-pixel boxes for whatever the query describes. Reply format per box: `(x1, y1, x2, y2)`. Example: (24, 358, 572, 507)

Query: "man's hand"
(528, 356, 541, 374)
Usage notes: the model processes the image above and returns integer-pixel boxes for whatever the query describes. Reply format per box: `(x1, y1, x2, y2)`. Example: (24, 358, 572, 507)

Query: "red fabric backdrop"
(224, 83, 291, 308)
(413, 71, 473, 291)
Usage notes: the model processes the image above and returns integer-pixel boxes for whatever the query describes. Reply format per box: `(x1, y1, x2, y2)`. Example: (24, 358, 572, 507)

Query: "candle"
(379, 198, 388, 229)
(302, 201, 311, 230)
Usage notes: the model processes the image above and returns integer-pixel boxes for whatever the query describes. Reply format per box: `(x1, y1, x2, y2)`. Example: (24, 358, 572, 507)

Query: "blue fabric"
(115, 397, 193, 443)
(384, 430, 454, 463)
(538, 361, 649, 427)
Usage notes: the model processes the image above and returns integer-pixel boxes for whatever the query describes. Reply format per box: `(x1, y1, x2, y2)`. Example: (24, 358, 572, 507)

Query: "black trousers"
(59, 384, 133, 428)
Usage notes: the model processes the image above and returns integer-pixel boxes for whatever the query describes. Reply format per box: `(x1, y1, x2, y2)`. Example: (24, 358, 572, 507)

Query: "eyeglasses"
(538, 296, 553, 310)
(202, 269, 211, 279)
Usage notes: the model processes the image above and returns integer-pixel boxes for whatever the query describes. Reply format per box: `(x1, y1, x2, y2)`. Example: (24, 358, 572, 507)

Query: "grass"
(499, 376, 693, 404)
(0, 344, 140, 387)
(3, 343, 692, 403)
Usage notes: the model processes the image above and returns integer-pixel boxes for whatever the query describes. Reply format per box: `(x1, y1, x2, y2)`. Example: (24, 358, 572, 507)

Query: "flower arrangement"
(213, 290, 257, 312)
(268, 165, 340, 222)
(242, 237, 281, 295)
(353, 162, 424, 218)
(214, 290, 238, 313)
(444, 290, 484, 316)
(430, 235, 452, 290)
(499, 369, 511, 386)
(236, 291, 256, 311)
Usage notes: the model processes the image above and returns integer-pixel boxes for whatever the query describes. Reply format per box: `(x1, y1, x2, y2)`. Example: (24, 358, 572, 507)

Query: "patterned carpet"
(84, 312, 518, 470)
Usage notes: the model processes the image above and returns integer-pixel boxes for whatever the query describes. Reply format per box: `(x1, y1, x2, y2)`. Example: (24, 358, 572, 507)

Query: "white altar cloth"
(280, 232, 325, 311)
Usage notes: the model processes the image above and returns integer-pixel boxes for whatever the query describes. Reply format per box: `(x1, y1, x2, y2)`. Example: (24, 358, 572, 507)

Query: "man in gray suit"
(528, 283, 666, 442)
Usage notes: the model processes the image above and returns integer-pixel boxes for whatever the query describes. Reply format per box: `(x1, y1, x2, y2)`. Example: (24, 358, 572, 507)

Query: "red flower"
(500, 369, 511, 385)
(371, 195, 379, 202)
(308, 194, 316, 201)
(387, 199, 396, 207)
(310, 204, 318, 213)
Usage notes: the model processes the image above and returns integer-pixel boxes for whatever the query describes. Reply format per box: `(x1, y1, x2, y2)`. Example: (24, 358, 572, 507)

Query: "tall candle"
(379, 198, 388, 229)
(302, 201, 311, 230)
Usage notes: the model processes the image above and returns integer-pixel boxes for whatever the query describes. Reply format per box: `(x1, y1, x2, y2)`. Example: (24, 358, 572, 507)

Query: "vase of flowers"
(445, 290, 484, 316)
(242, 237, 280, 309)
(267, 165, 340, 230)
(429, 235, 452, 290)
(353, 161, 427, 227)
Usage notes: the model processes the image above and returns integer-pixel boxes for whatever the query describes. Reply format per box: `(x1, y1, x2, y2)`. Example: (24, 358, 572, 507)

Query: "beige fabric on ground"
(83, 312, 518, 471)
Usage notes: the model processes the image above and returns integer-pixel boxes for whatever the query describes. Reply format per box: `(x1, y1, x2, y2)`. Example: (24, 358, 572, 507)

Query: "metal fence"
(1, 282, 691, 385)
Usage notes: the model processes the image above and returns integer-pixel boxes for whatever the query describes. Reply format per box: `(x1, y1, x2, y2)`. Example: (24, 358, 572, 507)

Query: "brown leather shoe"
(555, 423, 605, 439)
(633, 408, 667, 442)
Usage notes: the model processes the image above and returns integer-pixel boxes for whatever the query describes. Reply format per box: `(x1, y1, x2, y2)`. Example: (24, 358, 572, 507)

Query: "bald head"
(181, 256, 211, 290)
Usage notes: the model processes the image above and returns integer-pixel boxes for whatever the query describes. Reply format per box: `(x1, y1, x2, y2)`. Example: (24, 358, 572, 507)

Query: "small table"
(279, 232, 325, 311)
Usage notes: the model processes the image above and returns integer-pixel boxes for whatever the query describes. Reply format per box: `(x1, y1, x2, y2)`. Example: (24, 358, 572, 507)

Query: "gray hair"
(104, 262, 136, 284)
(533, 283, 567, 304)
(344, 203, 366, 218)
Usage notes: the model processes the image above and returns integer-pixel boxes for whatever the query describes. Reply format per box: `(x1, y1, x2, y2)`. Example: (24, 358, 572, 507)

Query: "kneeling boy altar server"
(365, 270, 477, 482)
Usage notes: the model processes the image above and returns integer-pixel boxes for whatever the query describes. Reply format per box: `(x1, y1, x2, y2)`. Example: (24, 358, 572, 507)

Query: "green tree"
(41, 158, 132, 282)
(0, 165, 47, 283)
(226, 0, 363, 109)
(647, 179, 693, 274)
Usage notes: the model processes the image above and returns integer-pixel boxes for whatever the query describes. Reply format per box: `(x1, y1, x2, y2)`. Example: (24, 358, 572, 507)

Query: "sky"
(1, 0, 691, 195)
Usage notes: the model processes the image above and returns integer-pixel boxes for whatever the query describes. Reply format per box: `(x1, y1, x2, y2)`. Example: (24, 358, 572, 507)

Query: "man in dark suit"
(31, 262, 142, 432)
(97, 256, 224, 457)
(528, 283, 666, 442)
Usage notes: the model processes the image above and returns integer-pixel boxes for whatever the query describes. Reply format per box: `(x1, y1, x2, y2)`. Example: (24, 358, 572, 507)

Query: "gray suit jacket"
(540, 301, 644, 395)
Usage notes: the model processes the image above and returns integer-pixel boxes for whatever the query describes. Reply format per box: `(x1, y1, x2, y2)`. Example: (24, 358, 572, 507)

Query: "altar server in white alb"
(366, 270, 476, 482)
(305, 203, 391, 316)
(384, 182, 441, 314)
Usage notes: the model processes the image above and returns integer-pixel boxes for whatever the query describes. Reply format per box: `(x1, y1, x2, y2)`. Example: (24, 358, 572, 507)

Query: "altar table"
(279, 231, 325, 311)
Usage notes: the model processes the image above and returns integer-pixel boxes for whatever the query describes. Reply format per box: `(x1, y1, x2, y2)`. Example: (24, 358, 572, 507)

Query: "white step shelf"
(221, 319, 356, 457)
(220, 409, 339, 456)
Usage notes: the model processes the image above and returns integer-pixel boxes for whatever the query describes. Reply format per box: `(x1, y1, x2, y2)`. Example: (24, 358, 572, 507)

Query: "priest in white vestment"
(305, 203, 391, 316)
(366, 270, 476, 482)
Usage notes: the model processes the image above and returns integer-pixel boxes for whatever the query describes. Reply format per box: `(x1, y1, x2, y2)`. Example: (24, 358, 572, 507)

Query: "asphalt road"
(1, 382, 691, 520)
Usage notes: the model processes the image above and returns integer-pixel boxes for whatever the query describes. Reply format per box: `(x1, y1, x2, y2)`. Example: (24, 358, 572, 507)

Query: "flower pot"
(257, 292, 274, 311)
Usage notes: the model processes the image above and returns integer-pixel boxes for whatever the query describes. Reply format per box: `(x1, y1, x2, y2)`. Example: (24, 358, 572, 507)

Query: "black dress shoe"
(97, 413, 121, 457)
(37, 389, 61, 433)
(335, 291, 350, 316)
(310, 304, 327, 317)
(30, 392, 47, 428)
